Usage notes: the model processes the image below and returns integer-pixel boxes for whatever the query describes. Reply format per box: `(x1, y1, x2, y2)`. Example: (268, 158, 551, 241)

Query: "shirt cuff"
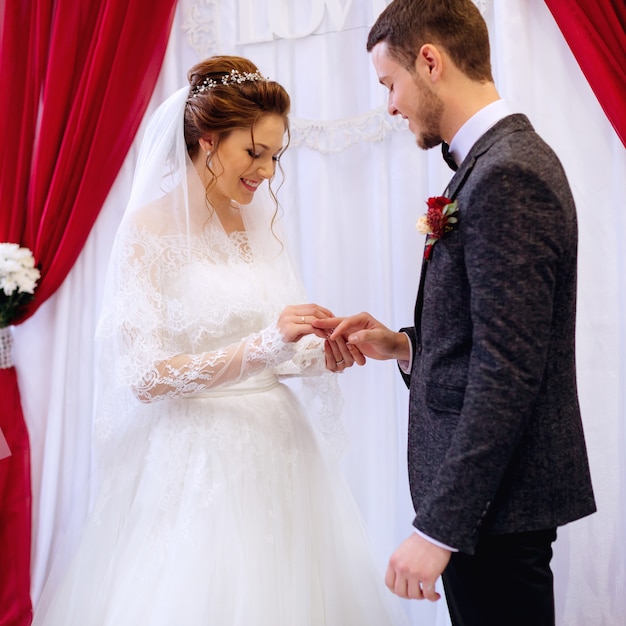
(413, 527, 458, 552)
(398, 332, 413, 374)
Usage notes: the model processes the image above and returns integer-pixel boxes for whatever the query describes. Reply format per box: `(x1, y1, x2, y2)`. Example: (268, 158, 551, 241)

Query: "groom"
(314, 1, 596, 625)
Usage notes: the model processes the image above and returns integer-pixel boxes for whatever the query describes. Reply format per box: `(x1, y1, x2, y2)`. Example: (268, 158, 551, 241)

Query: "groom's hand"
(313, 312, 410, 363)
(386, 533, 450, 602)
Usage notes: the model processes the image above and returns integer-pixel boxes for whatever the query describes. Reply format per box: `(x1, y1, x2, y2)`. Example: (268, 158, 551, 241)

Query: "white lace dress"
(33, 208, 406, 626)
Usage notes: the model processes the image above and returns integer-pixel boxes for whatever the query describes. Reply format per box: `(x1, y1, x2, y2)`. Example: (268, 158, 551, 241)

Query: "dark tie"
(441, 142, 458, 171)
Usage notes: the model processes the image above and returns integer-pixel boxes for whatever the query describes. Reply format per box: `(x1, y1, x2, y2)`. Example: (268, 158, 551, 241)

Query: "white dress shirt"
(448, 98, 513, 168)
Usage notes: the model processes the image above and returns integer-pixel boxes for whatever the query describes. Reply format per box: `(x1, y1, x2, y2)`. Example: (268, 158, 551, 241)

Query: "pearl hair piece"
(188, 69, 267, 98)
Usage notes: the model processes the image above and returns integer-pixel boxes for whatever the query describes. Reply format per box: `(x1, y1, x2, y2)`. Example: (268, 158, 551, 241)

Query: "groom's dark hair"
(367, 0, 494, 83)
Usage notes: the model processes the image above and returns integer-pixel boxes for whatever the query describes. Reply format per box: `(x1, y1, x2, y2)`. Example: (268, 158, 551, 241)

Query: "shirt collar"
(448, 99, 513, 166)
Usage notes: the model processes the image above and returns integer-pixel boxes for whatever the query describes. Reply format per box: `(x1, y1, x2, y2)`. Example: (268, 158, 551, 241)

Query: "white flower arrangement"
(0, 243, 41, 328)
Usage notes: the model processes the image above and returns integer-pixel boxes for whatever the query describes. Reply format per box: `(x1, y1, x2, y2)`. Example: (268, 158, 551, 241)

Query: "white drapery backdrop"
(16, 1, 625, 624)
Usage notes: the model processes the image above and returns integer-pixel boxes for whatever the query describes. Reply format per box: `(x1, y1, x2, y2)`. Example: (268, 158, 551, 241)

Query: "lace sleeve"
(131, 322, 296, 403)
(133, 327, 329, 402)
(273, 334, 328, 378)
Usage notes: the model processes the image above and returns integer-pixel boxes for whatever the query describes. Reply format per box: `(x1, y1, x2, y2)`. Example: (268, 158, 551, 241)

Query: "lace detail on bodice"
(97, 220, 323, 408)
(224, 229, 253, 263)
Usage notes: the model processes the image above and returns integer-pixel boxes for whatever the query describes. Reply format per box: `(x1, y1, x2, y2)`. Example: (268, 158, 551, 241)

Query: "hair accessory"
(189, 69, 267, 98)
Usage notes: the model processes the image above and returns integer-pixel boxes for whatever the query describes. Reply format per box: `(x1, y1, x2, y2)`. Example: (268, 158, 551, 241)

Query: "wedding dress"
(32, 87, 407, 625)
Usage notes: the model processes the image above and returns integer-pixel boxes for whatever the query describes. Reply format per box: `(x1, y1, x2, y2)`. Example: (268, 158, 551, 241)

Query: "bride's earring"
(203, 139, 214, 169)
(200, 137, 213, 157)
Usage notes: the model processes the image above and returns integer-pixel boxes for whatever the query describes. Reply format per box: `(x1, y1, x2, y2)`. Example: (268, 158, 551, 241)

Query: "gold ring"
(336, 359, 345, 365)
(301, 316, 305, 323)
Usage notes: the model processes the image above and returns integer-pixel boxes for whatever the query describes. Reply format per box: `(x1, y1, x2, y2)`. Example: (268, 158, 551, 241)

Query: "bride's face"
(208, 113, 286, 207)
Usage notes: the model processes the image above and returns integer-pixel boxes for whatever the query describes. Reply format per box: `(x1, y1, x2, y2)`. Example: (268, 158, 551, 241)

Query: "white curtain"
(17, 1, 625, 624)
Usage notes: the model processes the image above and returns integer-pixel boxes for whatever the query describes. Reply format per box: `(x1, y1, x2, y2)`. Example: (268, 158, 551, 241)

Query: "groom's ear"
(417, 43, 443, 82)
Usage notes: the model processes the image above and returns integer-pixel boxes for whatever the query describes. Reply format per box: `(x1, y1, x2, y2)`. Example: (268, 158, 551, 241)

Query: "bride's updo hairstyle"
(184, 55, 290, 161)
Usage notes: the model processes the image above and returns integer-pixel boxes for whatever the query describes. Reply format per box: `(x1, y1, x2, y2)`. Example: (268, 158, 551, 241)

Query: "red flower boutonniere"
(415, 196, 459, 260)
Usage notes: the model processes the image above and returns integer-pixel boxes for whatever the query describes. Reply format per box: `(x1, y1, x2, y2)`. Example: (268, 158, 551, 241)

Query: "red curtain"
(0, 0, 176, 623)
(544, 0, 626, 148)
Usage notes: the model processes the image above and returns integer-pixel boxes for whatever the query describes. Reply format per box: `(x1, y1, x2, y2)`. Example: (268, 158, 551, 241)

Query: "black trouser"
(442, 528, 557, 626)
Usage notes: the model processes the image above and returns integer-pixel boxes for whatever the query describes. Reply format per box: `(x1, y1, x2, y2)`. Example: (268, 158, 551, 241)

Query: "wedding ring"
(301, 316, 305, 323)
(336, 359, 345, 365)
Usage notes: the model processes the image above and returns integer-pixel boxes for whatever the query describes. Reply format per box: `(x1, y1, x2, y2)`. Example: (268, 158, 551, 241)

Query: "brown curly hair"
(184, 55, 290, 157)
(184, 56, 291, 226)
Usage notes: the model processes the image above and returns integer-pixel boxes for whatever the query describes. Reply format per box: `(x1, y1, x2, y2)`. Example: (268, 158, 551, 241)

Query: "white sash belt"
(191, 371, 279, 398)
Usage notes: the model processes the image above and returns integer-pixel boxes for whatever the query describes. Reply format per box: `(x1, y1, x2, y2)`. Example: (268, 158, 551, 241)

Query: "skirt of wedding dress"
(33, 380, 407, 625)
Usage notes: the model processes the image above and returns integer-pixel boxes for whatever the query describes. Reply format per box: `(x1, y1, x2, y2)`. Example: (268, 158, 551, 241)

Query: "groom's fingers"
(407, 578, 424, 600)
(317, 318, 359, 341)
(310, 326, 331, 339)
(385, 564, 397, 593)
(347, 342, 366, 366)
(420, 582, 441, 602)
(311, 317, 341, 329)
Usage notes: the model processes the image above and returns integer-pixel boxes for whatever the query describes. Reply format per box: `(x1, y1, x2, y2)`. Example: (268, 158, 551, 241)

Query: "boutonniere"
(0, 243, 40, 328)
(415, 196, 459, 260)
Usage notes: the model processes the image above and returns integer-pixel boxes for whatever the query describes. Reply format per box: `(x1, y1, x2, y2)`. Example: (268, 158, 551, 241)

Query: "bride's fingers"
(324, 340, 346, 372)
(324, 340, 335, 369)
(287, 303, 334, 322)
(331, 335, 355, 368)
(309, 303, 334, 319)
(279, 305, 338, 343)
(325, 334, 359, 372)
(295, 310, 336, 330)
(327, 338, 344, 366)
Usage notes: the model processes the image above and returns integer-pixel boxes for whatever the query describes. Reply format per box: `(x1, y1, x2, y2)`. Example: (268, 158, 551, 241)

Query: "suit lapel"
(413, 147, 477, 331)
(413, 261, 429, 340)
(413, 114, 534, 331)
(446, 114, 533, 198)
(445, 156, 476, 200)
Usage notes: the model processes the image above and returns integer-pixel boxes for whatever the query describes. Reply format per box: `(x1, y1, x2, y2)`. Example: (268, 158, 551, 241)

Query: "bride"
(32, 55, 407, 625)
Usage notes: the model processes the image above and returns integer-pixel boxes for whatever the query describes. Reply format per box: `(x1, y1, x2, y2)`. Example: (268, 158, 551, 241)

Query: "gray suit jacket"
(401, 114, 596, 554)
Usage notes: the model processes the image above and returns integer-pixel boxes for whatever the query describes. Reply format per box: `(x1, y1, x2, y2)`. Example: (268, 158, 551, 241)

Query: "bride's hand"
(323, 334, 365, 372)
(277, 304, 335, 343)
